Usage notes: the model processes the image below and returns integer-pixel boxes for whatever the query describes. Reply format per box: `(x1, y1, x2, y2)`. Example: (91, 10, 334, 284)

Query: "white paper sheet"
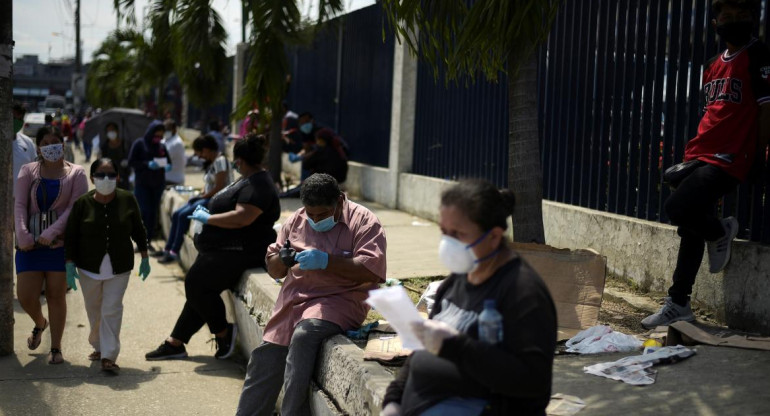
(153, 157, 168, 167)
(366, 286, 425, 350)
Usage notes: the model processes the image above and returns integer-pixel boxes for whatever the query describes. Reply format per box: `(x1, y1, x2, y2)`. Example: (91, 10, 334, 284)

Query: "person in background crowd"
(236, 173, 386, 416)
(156, 135, 232, 264)
(14, 127, 89, 365)
(12, 102, 37, 195)
(207, 120, 225, 153)
(302, 128, 349, 185)
(65, 158, 151, 372)
(163, 119, 186, 186)
(382, 180, 557, 416)
(145, 134, 280, 361)
(78, 109, 93, 162)
(99, 122, 131, 191)
(128, 121, 172, 254)
(642, 0, 770, 329)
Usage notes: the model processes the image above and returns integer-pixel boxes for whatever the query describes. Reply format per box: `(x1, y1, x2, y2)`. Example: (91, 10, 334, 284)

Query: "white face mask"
(163, 131, 172, 140)
(437, 230, 492, 274)
(40, 143, 64, 162)
(94, 178, 117, 195)
(107, 131, 118, 140)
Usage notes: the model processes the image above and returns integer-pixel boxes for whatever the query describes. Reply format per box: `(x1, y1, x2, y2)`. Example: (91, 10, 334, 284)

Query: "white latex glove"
(410, 320, 459, 355)
(381, 402, 402, 416)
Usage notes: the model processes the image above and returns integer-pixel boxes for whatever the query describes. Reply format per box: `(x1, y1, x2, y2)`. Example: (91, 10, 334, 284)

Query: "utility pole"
(73, 0, 83, 113)
(0, 0, 16, 356)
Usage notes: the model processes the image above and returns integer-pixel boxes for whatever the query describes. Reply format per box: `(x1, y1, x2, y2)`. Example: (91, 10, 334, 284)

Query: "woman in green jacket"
(65, 158, 151, 372)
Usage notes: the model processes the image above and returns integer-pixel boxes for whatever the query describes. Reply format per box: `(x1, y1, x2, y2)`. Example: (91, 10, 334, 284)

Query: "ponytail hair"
(440, 179, 516, 231)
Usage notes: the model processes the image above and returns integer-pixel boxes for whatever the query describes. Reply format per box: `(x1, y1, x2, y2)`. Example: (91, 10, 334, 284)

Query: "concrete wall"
(345, 162, 392, 205)
(343, 169, 770, 334)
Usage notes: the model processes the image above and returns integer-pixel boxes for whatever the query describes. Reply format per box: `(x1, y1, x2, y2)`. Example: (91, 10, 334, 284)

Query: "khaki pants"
(79, 272, 130, 361)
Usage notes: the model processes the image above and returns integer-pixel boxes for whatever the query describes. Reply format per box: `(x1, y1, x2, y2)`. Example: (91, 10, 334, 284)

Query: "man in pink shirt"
(237, 173, 387, 416)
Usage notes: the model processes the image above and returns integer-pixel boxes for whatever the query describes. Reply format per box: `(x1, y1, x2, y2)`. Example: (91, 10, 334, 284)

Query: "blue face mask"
(300, 122, 313, 135)
(307, 203, 338, 232)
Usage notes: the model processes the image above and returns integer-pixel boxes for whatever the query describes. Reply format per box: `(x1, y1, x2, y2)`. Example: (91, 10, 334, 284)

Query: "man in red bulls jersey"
(643, 0, 770, 329)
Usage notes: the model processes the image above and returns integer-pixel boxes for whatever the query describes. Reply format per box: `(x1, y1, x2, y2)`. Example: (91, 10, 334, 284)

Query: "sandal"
(27, 319, 48, 350)
(88, 351, 101, 361)
(101, 358, 120, 372)
(48, 348, 64, 365)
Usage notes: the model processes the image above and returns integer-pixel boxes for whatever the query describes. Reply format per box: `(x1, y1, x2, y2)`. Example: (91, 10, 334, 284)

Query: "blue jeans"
(421, 397, 488, 416)
(134, 185, 165, 241)
(165, 198, 208, 253)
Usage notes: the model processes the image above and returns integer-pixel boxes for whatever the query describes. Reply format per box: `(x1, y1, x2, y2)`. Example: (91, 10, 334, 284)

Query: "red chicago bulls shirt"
(685, 38, 770, 181)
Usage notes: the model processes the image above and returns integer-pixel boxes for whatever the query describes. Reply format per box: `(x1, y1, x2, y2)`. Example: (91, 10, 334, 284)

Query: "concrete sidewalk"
(0, 252, 247, 416)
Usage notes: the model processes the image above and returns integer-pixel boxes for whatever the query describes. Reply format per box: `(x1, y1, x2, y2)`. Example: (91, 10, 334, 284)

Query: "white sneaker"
(707, 217, 739, 273)
(641, 297, 695, 329)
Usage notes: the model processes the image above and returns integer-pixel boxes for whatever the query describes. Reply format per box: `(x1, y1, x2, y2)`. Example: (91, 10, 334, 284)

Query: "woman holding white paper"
(382, 180, 557, 416)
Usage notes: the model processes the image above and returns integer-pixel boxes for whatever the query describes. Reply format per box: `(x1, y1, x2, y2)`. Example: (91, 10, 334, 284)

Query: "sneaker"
(707, 217, 739, 273)
(150, 250, 168, 258)
(213, 324, 238, 360)
(157, 253, 178, 264)
(145, 341, 188, 361)
(641, 297, 696, 329)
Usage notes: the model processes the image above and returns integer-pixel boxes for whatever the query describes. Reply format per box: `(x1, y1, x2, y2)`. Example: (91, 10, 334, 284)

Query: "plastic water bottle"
(478, 299, 503, 345)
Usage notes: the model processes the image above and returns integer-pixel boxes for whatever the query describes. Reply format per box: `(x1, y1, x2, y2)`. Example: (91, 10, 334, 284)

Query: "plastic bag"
(416, 280, 444, 314)
(566, 325, 642, 354)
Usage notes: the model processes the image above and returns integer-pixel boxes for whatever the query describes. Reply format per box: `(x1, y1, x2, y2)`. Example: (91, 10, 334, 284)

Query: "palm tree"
(381, 1, 561, 244)
(87, 30, 145, 108)
(113, 0, 228, 120)
(236, 0, 343, 186)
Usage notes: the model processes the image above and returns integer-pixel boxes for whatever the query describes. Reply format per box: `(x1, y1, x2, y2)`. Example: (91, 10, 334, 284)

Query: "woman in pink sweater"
(14, 127, 88, 364)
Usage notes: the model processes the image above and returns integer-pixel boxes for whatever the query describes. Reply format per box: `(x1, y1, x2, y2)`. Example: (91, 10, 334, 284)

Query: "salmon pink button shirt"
(263, 199, 387, 346)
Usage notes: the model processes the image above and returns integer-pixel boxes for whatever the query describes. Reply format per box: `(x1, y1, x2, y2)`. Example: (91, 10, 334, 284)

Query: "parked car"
(22, 112, 46, 137)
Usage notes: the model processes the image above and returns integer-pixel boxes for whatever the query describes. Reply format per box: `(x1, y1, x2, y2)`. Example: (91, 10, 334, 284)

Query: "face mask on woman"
(300, 123, 313, 135)
(437, 230, 492, 274)
(40, 143, 64, 162)
(94, 177, 117, 195)
(107, 131, 118, 141)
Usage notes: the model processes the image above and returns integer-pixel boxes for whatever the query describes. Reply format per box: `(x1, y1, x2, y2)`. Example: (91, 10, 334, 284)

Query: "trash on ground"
(416, 280, 444, 314)
(510, 243, 606, 341)
(584, 345, 696, 385)
(346, 321, 379, 340)
(565, 325, 642, 354)
(546, 393, 586, 416)
(667, 321, 770, 351)
(384, 278, 403, 287)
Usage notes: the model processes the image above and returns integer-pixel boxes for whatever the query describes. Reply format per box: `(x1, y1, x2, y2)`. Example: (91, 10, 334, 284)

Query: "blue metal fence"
(412, 69, 509, 187)
(286, 5, 394, 167)
(539, 0, 770, 243)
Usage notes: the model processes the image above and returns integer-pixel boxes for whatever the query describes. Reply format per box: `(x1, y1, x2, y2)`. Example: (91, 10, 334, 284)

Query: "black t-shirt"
(195, 170, 280, 255)
(384, 255, 557, 416)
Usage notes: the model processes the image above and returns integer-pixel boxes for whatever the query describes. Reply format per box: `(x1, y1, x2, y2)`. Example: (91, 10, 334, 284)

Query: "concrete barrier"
(342, 170, 770, 334)
(160, 190, 394, 415)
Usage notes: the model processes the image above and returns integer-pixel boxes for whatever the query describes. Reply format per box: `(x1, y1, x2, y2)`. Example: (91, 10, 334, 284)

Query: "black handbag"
(663, 160, 706, 187)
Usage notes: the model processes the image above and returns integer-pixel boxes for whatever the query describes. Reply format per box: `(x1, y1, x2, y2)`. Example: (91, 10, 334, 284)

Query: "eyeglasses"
(93, 172, 118, 179)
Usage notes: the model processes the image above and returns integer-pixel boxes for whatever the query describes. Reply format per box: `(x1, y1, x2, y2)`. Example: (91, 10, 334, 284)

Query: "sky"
(12, 0, 375, 64)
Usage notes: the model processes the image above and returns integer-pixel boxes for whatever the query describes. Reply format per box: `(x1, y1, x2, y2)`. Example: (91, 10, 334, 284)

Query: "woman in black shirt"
(145, 134, 281, 361)
(382, 180, 557, 416)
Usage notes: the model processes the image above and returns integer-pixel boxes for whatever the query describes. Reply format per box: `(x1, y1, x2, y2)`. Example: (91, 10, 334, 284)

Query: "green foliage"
(171, 0, 229, 107)
(380, 0, 561, 82)
(235, 0, 344, 120)
(86, 30, 144, 108)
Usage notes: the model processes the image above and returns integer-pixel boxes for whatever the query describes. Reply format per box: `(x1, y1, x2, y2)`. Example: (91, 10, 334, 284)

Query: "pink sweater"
(14, 161, 88, 248)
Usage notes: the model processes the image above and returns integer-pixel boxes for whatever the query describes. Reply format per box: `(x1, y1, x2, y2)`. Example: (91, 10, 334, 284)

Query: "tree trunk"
(0, 0, 15, 356)
(267, 110, 284, 189)
(508, 50, 546, 244)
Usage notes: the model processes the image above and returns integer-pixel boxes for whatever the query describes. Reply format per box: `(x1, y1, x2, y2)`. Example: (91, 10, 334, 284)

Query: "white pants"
(79, 272, 130, 361)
